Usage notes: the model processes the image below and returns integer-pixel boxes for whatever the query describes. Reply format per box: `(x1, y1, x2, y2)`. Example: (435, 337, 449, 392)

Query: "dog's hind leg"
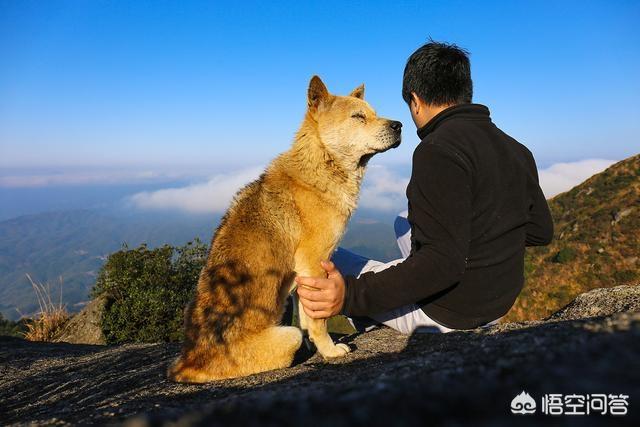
(168, 325, 302, 383)
(291, 293, 308, 331)
(234, 325, 304, 376)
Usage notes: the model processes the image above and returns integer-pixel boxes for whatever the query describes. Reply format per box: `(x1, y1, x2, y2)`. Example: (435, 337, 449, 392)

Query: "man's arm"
(524, 151, 554, 246)
(341, 142, 472, 318)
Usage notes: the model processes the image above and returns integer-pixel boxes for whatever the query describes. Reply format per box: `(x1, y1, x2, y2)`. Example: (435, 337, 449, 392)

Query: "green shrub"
(547, 285, 571, 304)
(0, 313, 27, 337)
(551, 247, 578, 264)
(92, 240, 208, 344)
(613, 269, 638, 284)
(523, 253, 536, 278)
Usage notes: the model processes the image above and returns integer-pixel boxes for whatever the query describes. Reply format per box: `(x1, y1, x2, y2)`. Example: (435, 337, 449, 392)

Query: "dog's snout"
(389, 120, 402, 131)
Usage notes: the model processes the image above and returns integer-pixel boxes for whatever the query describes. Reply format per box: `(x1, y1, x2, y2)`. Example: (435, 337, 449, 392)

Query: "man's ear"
(410, 92, 421, 114)
(349, 84, 365, 99)
(308, 76, 330, 110)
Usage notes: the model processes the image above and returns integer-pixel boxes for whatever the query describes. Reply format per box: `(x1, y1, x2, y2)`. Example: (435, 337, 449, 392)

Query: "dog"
(168, 76, 401, 382)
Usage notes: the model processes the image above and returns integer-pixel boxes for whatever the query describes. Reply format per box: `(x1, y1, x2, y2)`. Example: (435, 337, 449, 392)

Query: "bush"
(613, 269, 638, 284)
(92, 239, 208, 344)
(523, 253, 536, 278)
(0, 313, 26, 337)
(551, 247, 578, 264)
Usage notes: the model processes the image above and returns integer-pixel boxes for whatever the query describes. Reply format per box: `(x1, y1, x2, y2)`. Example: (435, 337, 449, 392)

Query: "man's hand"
(295, 260, 346, 319)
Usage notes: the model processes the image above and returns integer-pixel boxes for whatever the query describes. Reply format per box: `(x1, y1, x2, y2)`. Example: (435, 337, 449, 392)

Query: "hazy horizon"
(0, 156, 623, 223)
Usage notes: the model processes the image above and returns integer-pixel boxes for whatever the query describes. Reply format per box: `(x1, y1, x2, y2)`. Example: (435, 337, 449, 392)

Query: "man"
(295, 41, 554, 334)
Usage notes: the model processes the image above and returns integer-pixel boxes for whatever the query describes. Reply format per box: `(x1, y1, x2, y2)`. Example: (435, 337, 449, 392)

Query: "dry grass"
(22, 274, 69, 342)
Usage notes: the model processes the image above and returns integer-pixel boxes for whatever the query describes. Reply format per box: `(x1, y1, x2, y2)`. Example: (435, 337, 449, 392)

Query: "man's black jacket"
(342, 103, 554, 329)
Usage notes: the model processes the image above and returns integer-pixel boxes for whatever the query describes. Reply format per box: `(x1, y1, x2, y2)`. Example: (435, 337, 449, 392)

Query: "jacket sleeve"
(524, 151, 554, 246)
(341, 142, 471, 318)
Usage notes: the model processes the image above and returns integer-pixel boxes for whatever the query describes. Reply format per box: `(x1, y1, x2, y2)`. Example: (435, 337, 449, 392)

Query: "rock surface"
(1, 285, 639, 426)
(546, 284, 640, 321)
(52, 296, 106, 345)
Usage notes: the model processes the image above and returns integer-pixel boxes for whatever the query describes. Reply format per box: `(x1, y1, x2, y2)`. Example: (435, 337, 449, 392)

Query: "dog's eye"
(351, 112, 366, 122)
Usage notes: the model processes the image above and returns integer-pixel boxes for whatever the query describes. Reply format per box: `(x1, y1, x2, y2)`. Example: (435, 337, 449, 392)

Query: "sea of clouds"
(123, 158, 617, 215)
(0, 158, 619, 216)
(537, 159, 616, 198)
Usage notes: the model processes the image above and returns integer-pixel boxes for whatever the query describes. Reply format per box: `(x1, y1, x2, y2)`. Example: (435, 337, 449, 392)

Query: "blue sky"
(1, 0, 639, 173)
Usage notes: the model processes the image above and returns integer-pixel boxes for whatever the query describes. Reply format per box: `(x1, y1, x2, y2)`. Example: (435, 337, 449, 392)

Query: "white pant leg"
(394, 210, 411, 259)
(333, 211, 495, 335)
(372, 304, 455, 334)
(333, 246, 455, 334)
(356, 212, 455, 334)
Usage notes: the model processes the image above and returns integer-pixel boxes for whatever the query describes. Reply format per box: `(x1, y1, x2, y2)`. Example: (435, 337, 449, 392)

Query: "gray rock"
(1, 285, 638, 426)
(546, 284, 640, 321)
(52, 295, 106, 345)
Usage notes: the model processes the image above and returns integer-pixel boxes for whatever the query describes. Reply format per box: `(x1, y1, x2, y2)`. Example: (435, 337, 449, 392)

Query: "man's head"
(402, 40, 473, 128)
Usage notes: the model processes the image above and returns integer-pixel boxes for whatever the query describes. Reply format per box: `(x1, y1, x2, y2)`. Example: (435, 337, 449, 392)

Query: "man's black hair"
(402, 40, 473, 106)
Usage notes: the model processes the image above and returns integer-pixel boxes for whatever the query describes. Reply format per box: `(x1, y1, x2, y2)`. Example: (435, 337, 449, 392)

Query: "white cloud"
(358, 165, 410, 211)
(127, 164, 410, 215)
(538, 158, 616, 198)
(125, 158, 617, 215)
(358, 159, 619, 209)
(128, 167, 263, 214)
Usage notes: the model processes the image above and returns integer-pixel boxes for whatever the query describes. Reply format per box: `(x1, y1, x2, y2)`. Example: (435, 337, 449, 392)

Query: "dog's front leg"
(294, 235, 351, 358)
(295, 267, 350, 359)
(304, 314, 350, 359)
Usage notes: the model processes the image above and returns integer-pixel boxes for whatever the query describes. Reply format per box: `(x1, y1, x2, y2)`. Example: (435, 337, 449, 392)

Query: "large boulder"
(52, 296, 106, 345)
(545, 284, 640, 321)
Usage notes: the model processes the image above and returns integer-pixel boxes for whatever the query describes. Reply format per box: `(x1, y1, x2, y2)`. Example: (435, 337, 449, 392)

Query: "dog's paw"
(320, 342, 351, 359)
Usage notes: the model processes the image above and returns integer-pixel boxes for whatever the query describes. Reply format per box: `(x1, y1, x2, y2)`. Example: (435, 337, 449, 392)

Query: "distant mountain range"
(504, 153, 639, 321)
(0, 209, 400, 320)
(3, 153, 637, 322)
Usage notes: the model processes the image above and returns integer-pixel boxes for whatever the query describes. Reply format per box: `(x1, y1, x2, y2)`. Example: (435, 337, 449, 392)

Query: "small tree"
(92, 239, 208, 344)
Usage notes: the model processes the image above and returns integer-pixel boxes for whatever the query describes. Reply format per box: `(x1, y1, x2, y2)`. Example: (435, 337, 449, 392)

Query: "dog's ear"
(349, 84, 365, 100)
(308, 76, 330, 110)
